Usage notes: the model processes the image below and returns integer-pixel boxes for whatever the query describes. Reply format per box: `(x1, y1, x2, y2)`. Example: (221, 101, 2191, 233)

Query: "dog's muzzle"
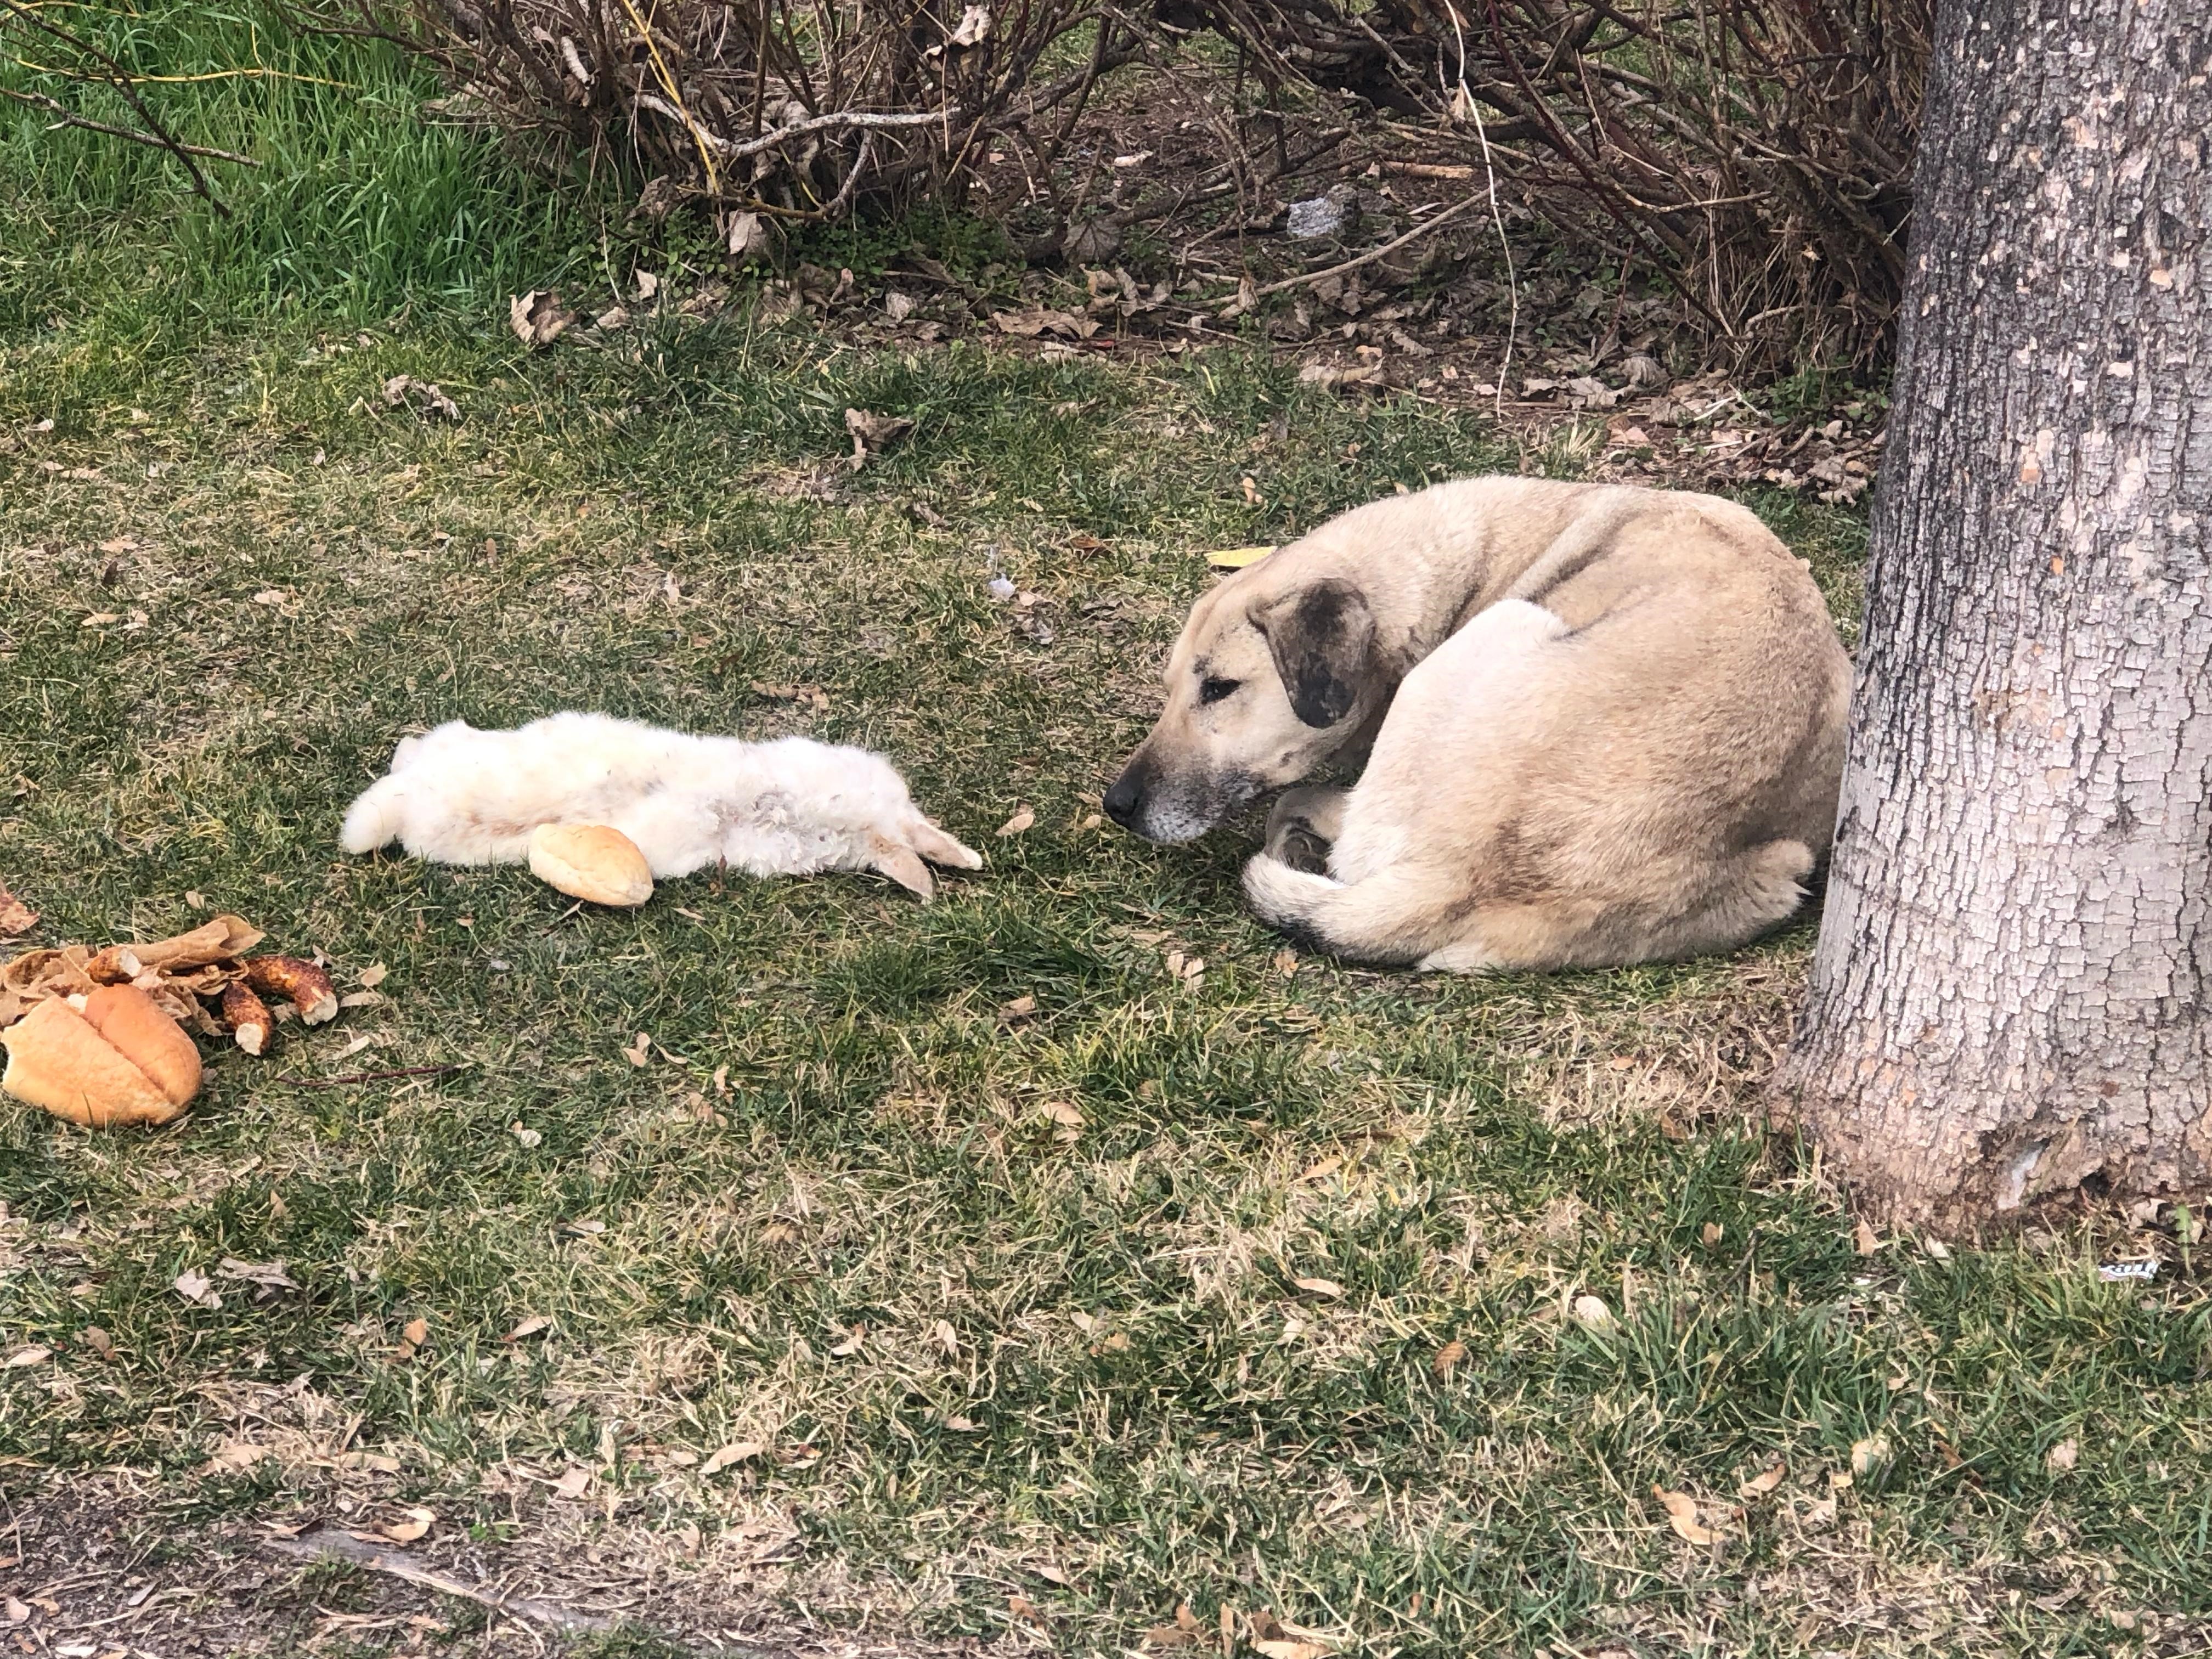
(1103, 756, 1256, 843)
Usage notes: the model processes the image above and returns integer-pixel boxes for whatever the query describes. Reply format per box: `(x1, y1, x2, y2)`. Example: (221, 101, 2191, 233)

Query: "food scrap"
(0, 913, 352, 1126)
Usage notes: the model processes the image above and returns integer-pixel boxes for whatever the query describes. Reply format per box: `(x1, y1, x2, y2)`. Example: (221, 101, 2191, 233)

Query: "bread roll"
(527, 823, 654, 907)
(1, 996, 190, 1126)
(81, 985, 202, 1107)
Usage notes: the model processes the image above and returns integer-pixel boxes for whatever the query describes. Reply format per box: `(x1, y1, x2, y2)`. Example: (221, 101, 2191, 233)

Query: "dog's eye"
(1198, 675, 1242, 706)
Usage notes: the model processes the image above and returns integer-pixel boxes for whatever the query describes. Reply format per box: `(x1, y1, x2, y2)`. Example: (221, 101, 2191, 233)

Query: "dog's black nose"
(1102, 767, 1146, 829)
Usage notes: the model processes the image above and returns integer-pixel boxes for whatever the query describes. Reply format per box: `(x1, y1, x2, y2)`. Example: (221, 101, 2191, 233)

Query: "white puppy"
(340, 712, 981, 899)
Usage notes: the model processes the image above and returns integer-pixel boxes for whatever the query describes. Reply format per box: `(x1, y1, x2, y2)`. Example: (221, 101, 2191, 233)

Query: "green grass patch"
(2, 14, 2205, 1658)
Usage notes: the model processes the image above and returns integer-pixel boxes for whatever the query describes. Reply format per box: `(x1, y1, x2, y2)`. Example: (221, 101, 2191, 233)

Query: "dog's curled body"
(341, 712, 980, 898)
(1108, 477, 1852, 971)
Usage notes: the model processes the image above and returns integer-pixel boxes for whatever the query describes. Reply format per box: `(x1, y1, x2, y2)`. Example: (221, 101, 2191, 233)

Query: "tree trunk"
(1779, 0, 2211, 1231)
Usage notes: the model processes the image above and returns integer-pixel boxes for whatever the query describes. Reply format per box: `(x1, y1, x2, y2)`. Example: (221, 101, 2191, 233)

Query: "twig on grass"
(261, 1530, 620, 1633)
(277, 1064, 466, 1088)
(1249, 193, 1484, 300)
(0, 0, 256, 212)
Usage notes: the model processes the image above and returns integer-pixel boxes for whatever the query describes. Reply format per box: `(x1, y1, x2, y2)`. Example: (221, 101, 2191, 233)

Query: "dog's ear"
(1249, 580, 1377, 728)
(867, 831, 935, 900)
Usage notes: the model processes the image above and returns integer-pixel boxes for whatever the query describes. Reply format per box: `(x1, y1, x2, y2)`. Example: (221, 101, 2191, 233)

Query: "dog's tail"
(1243, 854, 1464, 969)
(338, 778, 405, 855)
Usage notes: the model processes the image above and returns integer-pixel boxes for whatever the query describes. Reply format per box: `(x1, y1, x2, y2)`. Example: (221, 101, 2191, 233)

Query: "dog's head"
(1104, 574, 1380, 842)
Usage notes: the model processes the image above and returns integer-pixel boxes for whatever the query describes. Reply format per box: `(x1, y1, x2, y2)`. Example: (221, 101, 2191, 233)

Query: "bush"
(1161, 0, 1927, 370)
(291, 0, 1133, 237)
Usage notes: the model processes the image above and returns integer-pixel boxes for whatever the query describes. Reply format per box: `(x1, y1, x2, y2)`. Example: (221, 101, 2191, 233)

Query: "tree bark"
(1779, 0, 2211, 1231)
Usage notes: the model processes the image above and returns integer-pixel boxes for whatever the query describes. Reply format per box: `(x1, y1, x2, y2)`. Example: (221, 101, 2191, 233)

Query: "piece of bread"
(81, 985, 203, 1107)
(1, 994, 196, 1126)
(528, 823, 654, 907)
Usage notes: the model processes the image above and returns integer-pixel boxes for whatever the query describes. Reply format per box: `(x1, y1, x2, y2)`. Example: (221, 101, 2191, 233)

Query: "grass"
(3, 10, 2211, 1659)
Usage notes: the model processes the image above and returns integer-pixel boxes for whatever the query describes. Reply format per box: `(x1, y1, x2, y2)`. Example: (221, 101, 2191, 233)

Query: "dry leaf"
(358, 962, 388, 989)
(1739, 1460, 1786, 1498)
(217, 1258, 300, 1293)
(82, 1325, 112, 1360)
(379, 1506, 435, 1543)
(1291, 1276, 1344, 1299)
(1571, 1293, 1615, 1332)
(1652, 1485, 1724, 1545)
(1802, 1493, 1838, 1528)
(622, 1031, 652, 1066)
(173, 1268, 220, 1310)
(552, 1466, 593, 1499)
(844, 407, 915, 471)
(560, 1218, 607, 1236)
(699, 1440, 765, 1476)
(1253, 1643, 1330, 1659)
(1035, 1564, 1072, 1587)
(991, 306, 1099, 340)
(504, 1316, 550, 1342)
(996, 805, 1035, 837)
(1143, 1618, 1199, 1646)
(1850, 1434, 1892, 1477)
(204, 1440, 269, 1471)
(1007, 1594, 1047, 1629)
(1854, 1217, 1879, 1254)
(380, 375, 461, 422)
(0, 880, 36, 938)
(933, 1318, 961, 1355)
(1701, 1222, 1724, 1246)
(1272, 947, 1298, 976)
(510, 1122, 542, 1147)
(509, 290, 574, 348)
(998, 994, 1037, 1023)
(1433, 1339, 1467, 1378)
(335, 1450, 403, 1472)
(3, 1346, 50, 1369)
(941, 1414, 978, 1431)
(2046, 1438, 2079, 1472)
(1294, 1155, 1342, 1184)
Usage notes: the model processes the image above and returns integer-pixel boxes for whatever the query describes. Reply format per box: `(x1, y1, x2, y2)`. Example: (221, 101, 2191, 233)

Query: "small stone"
(1286, 184, 1361, 241)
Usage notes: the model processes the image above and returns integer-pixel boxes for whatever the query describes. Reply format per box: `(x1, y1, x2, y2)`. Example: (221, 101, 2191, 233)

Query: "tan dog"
(1102, 477, 1850, 970)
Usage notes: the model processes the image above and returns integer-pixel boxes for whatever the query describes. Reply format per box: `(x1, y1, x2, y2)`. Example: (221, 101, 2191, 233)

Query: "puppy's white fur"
(340, 712, 980, 896)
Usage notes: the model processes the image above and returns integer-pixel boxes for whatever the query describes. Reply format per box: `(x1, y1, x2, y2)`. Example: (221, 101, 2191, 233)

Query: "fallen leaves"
(991, 305, 1099, 341)
(2046, 1437, 2079, 1472)
(1854, 1216, 1880, 1254)
(503, 1315, 550, 1342)
(1850, 1433, 1892, 1480)
(699, 1440, 765, 1476)
(393, 1316, 428, 1361)
(1291, 1276, 1345, 1299)
(1570, 1293, 1615, 1333)
(216, 1257, 300, 1297)
(844, 407, 914, 470)
(173, 1267, 221, 1310)
(0, 880, 35, 938)
(374, 1506, 435, 1544)
(509, 290, 574, 349)
(380, 375, 461, 422)
(996, 805, 1035, 837)
(1432, 1339, 1467, 1378)
(3, 1346, 50, 1369)
(1144, 1605, 1206, 1649)
(621, 1031, 652, 1066)
(551, 1466, 594, 1499)
(1739, 1460, 1786, 1498)
(1652, 1485, 1728, 1545)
